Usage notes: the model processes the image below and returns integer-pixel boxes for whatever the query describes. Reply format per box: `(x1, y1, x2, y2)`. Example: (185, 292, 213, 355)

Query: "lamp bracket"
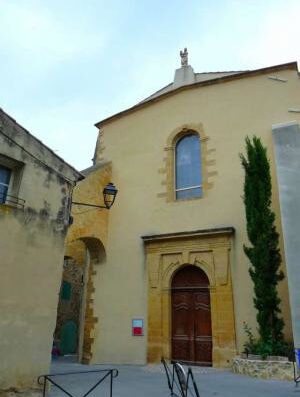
(71, 201, 107, 209)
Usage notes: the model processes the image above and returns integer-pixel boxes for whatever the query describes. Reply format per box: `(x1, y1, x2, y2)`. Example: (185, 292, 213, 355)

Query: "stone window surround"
(158, 122, 216, 202)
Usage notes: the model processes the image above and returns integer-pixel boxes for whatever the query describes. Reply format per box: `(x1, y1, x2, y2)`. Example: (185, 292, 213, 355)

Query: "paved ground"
(49, 356, 300, 397)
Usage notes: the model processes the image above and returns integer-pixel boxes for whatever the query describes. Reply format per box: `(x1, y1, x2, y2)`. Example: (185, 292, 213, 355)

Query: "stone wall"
(232, 357, 294, 380)
(0, 109, 82, 391)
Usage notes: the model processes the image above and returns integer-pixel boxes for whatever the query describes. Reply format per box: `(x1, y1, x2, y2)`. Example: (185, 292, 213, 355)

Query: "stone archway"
(79, 237, 106, 364)
(143, 227, 236, 367)
(63, 237, 106, 364)
(53, 255, 83, 359)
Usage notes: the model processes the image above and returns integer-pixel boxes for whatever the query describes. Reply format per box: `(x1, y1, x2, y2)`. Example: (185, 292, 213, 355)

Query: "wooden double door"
(171, 266, 212, 366)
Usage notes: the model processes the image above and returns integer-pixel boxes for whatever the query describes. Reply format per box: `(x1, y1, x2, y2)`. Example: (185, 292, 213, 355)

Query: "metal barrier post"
(110, 370, 113, 397)
(42, 376, 47, 397)
(38, 368, 118, 397)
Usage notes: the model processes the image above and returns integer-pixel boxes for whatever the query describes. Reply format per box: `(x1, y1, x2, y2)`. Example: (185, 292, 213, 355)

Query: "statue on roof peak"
(180, 48, 188, 67)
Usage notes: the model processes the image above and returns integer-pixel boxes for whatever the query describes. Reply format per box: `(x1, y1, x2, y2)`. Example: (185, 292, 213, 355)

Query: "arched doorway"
(53, 237, 106, 364)
(53, 256, 83, 360)
(171, 265, 212, 366)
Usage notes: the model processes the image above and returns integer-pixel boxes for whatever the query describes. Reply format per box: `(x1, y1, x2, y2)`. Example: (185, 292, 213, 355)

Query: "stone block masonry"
(232, 357, 294, 380)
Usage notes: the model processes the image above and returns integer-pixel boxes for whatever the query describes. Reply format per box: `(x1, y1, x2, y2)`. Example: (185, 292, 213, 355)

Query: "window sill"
(0, 194, 25, 209)
(174, 195, 203, 203)
(0, 201, 25, 211)
(0, 202, 19, 213)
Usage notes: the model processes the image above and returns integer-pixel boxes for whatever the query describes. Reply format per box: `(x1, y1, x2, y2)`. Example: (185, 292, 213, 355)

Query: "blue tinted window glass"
(175, 134, 202, 199)
(0, 166, 11, 203)
(0, 185, 9, 203)
(0, 166, 11, 185)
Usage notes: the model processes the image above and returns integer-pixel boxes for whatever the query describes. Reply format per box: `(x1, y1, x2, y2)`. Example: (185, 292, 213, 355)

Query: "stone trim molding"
(81, 257, 98, 364)
(142, 227, 235, 242)
(65, 237, 105, 364)
(144, 228, 236, 367)
(80, 237, 106, 364)
(95, 62, 297, 128)
(158, 123, 217, 202)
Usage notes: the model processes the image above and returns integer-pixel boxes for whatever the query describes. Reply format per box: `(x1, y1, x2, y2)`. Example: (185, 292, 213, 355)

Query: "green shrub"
(243, 321, 291, 359)
(240, 137, 286, 355)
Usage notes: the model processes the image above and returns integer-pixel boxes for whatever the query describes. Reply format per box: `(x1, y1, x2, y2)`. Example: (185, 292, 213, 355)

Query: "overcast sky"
(0, 0, 299, 170)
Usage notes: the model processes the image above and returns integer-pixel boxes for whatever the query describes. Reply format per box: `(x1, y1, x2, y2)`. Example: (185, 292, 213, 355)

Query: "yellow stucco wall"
(0, 209, 66, 389)
(72, 66, 300, 365)
(0, 109, 81, 391)
(68, 162, 111, 247)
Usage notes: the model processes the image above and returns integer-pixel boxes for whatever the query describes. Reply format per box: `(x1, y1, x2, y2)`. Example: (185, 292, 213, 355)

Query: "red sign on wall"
(132, 319, 144, 336)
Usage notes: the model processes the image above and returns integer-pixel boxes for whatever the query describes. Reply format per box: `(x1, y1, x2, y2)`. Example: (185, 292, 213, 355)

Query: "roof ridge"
(95, 61, 298, 128)
(0, 107, 83, 179)
(138, 82, 173, 104)
(195, 70, 246, 74)
(140, 71, 246, 105)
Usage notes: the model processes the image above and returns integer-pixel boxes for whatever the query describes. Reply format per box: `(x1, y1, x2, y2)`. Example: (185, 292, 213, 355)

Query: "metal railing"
(38, 369, 119, 397)
(161, 358, 200, 397)
(293, 360, 300, 387)
(0, 192, 25, 209)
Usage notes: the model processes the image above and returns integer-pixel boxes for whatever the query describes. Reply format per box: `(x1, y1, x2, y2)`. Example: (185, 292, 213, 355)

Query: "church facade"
(65, 53, 300, 367)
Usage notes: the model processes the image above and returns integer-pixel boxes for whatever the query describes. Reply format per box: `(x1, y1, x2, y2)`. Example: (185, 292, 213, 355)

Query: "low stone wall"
(232, 357, 294, 380)
(0, 389, 41, 397)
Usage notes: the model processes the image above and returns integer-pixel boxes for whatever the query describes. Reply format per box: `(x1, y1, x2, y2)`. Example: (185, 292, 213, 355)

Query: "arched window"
(175, 134, 202, 199)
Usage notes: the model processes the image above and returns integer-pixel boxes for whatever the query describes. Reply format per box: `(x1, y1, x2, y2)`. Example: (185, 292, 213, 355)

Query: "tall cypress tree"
(240, 136, 285, 353)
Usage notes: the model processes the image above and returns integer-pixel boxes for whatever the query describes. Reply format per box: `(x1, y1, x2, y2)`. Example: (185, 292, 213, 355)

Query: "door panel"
(60, 320, 77, 355)
(171, 266, 212, 366)
(194, 291, 212, 365)
(172, 292, 192, 362)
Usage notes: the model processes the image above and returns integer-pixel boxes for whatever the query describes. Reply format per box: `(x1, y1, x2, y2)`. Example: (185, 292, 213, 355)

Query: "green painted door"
(60, 320, 77, 355)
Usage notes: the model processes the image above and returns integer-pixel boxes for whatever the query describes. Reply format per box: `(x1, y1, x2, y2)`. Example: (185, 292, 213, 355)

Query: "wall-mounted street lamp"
(72, 182, 118, 210)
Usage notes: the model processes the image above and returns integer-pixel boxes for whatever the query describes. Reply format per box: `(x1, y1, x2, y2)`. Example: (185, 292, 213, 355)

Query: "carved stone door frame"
(143, 227, 237, 368)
